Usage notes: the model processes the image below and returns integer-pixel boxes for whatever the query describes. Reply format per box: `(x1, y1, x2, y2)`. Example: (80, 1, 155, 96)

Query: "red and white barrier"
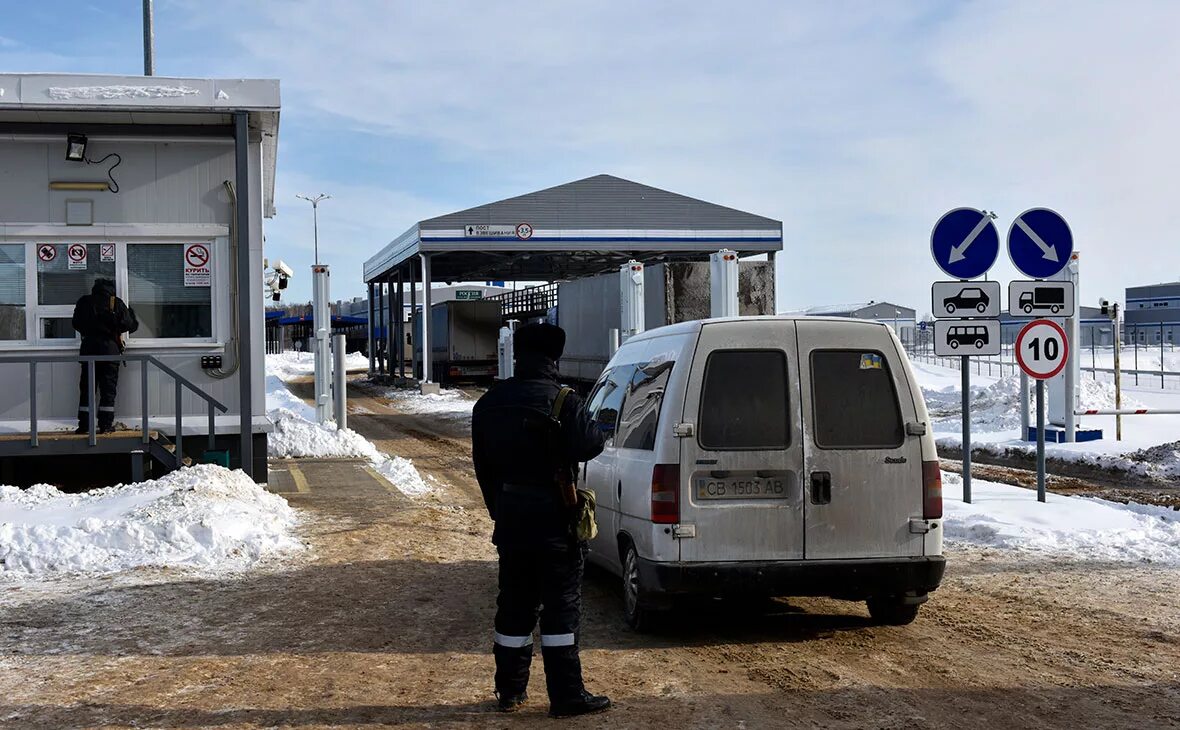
(1075, 408, 1180, 416)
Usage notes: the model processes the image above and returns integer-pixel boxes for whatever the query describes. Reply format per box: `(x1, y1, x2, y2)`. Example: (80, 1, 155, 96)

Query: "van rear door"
(678, 320, 805, 562)
(795, 321, 924, 559)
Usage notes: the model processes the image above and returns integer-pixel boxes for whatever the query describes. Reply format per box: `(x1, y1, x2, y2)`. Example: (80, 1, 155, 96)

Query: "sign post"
(930, 208, 1000, 504)
(1016, 319, 1070, 502)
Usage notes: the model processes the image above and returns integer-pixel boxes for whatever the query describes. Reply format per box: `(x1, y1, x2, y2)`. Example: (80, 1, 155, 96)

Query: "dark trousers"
(78, 361, 119, 428)
(493, 542, 586, 703)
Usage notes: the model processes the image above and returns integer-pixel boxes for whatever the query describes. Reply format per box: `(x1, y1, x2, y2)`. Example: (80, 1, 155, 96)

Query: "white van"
(579, 316, 944, 629)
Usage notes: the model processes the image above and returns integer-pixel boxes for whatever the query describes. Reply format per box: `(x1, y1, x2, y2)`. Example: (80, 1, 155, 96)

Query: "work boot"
(496, 689, 528, 713)
(548, 690, 611, 718)
(97, 423, 116, 435)
(73, 425, 88, 434)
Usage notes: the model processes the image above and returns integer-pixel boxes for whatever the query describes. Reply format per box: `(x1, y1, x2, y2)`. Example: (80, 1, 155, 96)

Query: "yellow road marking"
(289, 463, 310, 493)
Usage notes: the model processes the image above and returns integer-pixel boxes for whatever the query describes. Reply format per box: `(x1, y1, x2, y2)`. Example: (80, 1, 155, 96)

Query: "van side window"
(809, 350, 904, 449)
(618, 359, 674, 450)
(699, 350, 789, 450)
(591, 365, 635, 438)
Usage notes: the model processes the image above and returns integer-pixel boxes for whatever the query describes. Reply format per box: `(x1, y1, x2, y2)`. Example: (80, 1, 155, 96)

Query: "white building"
(0, 73, 279, 484)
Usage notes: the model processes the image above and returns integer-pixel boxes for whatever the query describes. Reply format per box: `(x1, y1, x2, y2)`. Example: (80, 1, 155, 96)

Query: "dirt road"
(1, 378, 1178, 729)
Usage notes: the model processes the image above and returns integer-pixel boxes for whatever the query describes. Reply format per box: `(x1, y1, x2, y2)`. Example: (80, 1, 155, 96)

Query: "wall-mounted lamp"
(50, 181, 110, 191)
(65, 134, 88, 162)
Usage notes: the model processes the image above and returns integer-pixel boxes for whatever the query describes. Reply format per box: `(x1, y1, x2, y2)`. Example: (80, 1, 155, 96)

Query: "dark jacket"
(72, 280, 139, 355)
(471, 352, 605, 547)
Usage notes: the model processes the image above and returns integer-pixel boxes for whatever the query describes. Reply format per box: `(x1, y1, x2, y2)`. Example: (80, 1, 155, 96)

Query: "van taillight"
(922, 461, 943, 519)
(650, 464, 680, 524)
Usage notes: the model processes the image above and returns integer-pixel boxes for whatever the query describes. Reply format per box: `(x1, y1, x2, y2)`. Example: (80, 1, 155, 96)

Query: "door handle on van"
(810, 472, 832, 505)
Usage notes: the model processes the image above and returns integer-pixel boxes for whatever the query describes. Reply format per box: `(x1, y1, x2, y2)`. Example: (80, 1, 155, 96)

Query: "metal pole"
(88, 360, 97, 446)
(175, 379, 183, 469)
(29, 362, 37, 448)
(961, 355, 971, 504)
(396, 270, 405, 380)
(333, 334, 347, 430)
(366, 282, 375, 376)
(1134, 326, 1139, 385)
(142, 0, 155, 76)
(385, 278, 395, 378)
(1113, 311, 1123, 441)
(1020, 370, 1030, 439)
(1162, 323, 1166, 388)
(233, 111, 255, 479)
(409, 263, 418, 381)
(312, 201, 319, 266)
(1036, 379, 1046, 502)
(421, 253, 433, 385)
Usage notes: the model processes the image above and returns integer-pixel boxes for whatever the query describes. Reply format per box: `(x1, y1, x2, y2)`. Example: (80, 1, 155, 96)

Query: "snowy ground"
(264, 355, 432, 496)
(0, 464, 303, 580)
(266, 350, 370, 381)
(911, 360, 1180, 481)
(382, 387, 475, 429)
(941, 471, 1180, 564)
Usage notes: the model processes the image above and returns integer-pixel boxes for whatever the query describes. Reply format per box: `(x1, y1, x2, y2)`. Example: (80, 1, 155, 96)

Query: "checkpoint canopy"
(362, 175, 783, 286)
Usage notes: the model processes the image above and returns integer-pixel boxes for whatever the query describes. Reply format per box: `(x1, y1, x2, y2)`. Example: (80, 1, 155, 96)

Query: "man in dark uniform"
(72, 278, 138, 434)
(471, 323, 611, 718)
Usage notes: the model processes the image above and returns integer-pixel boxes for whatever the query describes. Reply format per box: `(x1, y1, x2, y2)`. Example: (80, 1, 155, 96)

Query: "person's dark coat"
(72, 279, 138, 354)
(471, 351, 604, 548)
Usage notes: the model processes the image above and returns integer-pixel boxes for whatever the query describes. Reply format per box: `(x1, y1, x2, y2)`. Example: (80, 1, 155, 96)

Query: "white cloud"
(174, 1, 1180, 311)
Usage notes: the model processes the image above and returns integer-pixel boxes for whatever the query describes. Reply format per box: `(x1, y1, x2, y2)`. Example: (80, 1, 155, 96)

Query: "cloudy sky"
(3, 1, 1179, 312)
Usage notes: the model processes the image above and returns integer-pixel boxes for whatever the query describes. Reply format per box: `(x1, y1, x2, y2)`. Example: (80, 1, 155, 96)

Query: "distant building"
(999, 306, 1112, 348)
(800, 302, 917, 342)
(1124, 281, 1180, 346)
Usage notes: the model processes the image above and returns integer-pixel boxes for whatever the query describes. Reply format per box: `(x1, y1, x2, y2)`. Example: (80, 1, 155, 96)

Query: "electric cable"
(85, 152, 122, 193)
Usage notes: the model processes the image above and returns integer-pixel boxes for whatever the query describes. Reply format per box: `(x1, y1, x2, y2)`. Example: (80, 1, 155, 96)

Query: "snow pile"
(264, 356, 432, 497)
(0, 464, 302, 580)
(941, 471, 1180, 563)
(47, 84, 201, 100)
(923, 375, 1142, 434)
(384, 388, 475, 421)
(266, 350, 370, 381)
(1121, 442, 1180, 480)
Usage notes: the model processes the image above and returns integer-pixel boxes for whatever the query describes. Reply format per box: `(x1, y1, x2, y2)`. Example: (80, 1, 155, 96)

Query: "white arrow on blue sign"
(930, 207, 999, 280)
(1007, 207, 1072, 279)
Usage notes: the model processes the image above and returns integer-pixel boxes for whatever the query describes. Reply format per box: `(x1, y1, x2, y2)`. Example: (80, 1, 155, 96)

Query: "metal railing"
(488, 283, 559, 318)
(0, 353, 228, 468)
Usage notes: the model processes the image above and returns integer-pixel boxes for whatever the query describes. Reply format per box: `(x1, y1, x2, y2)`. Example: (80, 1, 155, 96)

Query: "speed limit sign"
(1016, 319, 1069, 380)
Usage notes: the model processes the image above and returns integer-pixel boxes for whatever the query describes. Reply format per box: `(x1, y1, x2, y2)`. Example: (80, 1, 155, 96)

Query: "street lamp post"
(296, 193, 331, 264)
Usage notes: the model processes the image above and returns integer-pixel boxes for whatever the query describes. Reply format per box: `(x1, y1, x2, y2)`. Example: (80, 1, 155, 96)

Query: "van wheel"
(622, 545, 655, 632)
(866, 596, 920, 626)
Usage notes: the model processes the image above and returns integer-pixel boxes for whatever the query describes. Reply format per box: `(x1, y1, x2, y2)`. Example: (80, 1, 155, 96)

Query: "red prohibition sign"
(38, 245, 57, 262)
(185, 244, 210, 267)
(68, 244, 86, 262)
(515, 222, 534, 240)
(1016, 318, 1069, 380)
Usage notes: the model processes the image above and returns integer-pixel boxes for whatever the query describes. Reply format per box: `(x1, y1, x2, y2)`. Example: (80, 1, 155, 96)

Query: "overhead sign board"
(67, 243, 87, 270)
(1008, 280, 1075, 318)
(930, 207, 999, 280)
(464, 224, 516, 237)
(454, 289, 483, 300)
(1016, 319, 1069, 380)
(183, 243, 211, 287)
(932, 280, 1001, 319)
(1007, 207, 1072, 279)
(934, 319, 1001, 357)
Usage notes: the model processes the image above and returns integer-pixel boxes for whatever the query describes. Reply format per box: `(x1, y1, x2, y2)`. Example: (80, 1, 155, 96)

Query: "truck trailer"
(414, 300, 503, 383)
(556, 261, 775, 386)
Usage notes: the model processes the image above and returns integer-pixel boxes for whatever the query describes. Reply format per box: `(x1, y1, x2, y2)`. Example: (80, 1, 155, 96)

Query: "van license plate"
(695, 473, 789, 500)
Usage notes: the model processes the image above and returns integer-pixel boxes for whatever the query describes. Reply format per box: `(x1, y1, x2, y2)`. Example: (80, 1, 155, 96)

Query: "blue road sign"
(918, 321, 928, 331)
(1007, 208, 1072, 279)
(930, 207, 999, 279)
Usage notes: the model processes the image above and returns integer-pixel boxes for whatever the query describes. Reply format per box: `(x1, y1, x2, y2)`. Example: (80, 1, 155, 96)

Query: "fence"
(904, 344, 1180, 390)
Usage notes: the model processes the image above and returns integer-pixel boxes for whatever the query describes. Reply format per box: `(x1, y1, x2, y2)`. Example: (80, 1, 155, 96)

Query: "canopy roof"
(363, 174, 782, 283)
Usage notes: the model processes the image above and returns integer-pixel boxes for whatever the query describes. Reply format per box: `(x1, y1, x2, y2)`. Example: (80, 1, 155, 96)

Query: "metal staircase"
(0, 353, 227, 482)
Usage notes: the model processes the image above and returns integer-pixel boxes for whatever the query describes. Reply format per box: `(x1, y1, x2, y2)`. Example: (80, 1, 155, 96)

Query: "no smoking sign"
(1016, 319, 1069, 380)
(183, 243, 212, 287)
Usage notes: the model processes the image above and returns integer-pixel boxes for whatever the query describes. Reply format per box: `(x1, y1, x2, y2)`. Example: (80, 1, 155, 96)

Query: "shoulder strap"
(550, 386, 573, 422)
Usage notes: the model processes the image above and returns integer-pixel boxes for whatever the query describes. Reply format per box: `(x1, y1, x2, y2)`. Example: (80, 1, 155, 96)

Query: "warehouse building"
(798, 302, 917, 341)
(1124, 281, 1180, 345)
(0, 73, 279, 484)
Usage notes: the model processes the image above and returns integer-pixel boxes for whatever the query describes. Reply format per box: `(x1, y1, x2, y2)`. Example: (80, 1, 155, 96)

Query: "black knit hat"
(514, 323, 566, 361)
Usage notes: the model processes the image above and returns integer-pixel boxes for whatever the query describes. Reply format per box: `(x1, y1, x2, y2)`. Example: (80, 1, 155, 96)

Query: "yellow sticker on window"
(860, 353, 882, 370)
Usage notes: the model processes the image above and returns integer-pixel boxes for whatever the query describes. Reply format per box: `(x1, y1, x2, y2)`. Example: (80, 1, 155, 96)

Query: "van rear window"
(699, 350, 789, 450)
(810, 350, 904, 449)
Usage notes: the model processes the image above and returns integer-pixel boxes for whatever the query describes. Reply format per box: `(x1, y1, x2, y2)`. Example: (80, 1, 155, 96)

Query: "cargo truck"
(413, 300, 502, 383)
(556, 261, 775, 387)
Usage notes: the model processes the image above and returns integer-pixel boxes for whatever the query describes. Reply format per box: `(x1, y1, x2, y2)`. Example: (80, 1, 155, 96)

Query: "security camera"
(273, 259, 295, 278)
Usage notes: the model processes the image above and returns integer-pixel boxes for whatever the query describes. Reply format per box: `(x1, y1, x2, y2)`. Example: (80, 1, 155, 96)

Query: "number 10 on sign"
(1016, 318, 1069, 503)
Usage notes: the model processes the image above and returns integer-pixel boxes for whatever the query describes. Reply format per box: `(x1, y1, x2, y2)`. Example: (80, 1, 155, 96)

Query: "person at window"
(72, 278, 138, 434)
(471, 323, 610, 718)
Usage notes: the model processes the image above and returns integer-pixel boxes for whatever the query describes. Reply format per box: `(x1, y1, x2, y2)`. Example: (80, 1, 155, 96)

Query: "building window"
(0, 245, 25, 341)
(37, 243, 116, 306)
(127, 244, 213, 339)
